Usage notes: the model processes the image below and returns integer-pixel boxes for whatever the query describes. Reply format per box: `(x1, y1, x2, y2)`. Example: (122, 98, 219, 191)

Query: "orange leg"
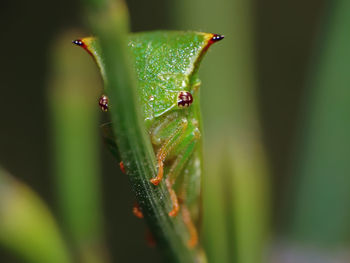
(152, 124, 200, 219)
(132, 202, 143, 219)
(150, 158, 163, 185)
(150, 119, 188, 186)
(166, 178, 180, 217)
(165, 132, 199, 217)
(182, 205, 198, 248)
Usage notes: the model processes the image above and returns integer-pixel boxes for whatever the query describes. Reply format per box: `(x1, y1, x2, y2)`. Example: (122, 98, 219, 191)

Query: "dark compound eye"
(177, 91, 193, 108)
(99, 95, 109, 112)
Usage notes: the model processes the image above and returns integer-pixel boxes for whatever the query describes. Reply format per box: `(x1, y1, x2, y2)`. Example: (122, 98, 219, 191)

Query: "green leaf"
(0, 168, 71, 263)
(49, 32, 109, 263)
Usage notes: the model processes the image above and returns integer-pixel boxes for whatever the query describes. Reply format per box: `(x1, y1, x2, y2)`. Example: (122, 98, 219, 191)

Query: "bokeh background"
(1, 0, 349, 262)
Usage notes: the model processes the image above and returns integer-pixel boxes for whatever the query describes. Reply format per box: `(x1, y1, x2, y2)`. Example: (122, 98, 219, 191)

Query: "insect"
(73, 31, 223, 248)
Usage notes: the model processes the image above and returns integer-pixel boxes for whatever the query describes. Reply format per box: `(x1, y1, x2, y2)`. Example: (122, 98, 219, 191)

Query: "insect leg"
(166, 177, 180, 217)
(132, 202, 144, 218)
(165, 125, 200, 217)
(182, 204, 198, 248)
(150, 118, 188, 185)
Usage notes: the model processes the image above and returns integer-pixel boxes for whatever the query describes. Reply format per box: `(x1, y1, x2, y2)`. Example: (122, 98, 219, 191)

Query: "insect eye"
(177, 91, 193, 108)
(99, 95, 109, 112)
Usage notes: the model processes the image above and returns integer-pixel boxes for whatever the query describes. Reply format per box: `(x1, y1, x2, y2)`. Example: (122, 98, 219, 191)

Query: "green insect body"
(73, 31, 223, 248)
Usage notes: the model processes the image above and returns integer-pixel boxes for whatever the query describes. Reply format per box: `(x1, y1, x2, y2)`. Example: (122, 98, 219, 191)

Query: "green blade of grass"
(201, 145, 231, 263)
(0, 168, 71, 263)
(48, 32, 109, 263)
(287, 0, 350, 247)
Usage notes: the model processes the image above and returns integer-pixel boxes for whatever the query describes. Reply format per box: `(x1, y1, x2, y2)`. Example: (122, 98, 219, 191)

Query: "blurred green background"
(1, 0, 349, 262)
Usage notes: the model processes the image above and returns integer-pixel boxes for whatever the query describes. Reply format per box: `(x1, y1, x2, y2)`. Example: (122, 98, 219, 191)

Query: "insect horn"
(202, 33, 224, 53)
(72, 38, 95, 58)
(211, 34, 224, 42)
(72, 39, 83, 46)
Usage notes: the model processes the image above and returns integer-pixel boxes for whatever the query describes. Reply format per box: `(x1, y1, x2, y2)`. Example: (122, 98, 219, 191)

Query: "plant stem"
(287, 0, 350, 247)
(49, 32, 108, 263)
